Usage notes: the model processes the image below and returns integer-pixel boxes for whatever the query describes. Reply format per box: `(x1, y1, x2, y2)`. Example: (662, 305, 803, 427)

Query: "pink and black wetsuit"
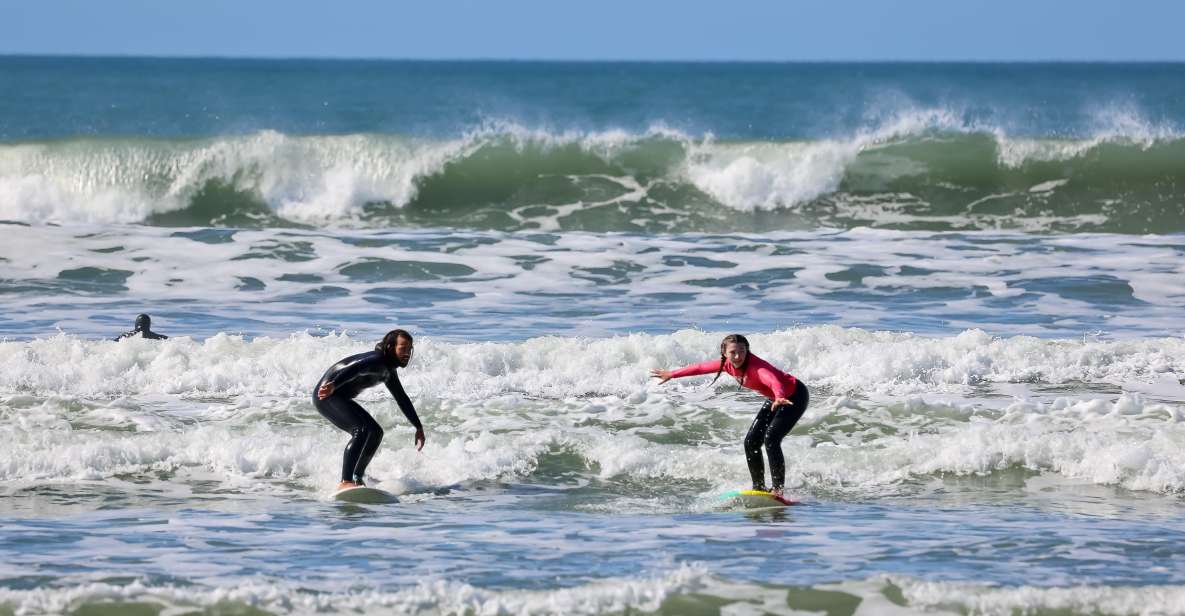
(670, 353, 809, 492)
(669, 353, 798, 400)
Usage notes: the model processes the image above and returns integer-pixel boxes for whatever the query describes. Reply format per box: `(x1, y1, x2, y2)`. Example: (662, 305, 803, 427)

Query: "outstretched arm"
(386, 375, 425, 451)
(650, 359, 721, 384)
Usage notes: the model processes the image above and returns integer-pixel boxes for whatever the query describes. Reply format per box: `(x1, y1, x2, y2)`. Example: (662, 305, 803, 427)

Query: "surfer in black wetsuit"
(314, 329, 425, 490)
(115, 314, 168, 340)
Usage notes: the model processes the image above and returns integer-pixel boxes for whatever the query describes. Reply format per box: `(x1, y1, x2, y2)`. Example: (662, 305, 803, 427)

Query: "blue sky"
(3, 0, 1183, 61)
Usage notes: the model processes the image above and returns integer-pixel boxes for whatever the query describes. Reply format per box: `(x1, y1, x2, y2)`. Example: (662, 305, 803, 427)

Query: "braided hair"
(710, 334, 750, 387)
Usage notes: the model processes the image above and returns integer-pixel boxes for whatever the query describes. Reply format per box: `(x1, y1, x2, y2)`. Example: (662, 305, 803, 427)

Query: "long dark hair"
(710, 334, 750, 387)
(376, 329, 413, 362)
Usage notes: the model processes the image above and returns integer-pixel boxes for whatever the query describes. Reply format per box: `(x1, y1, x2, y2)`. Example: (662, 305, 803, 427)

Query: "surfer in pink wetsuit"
(650, 334, 809, 498)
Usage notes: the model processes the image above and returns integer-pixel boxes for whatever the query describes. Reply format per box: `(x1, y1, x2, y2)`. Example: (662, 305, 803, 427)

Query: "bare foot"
(337, 480, 364, 490)
(771, 487, 785, 499)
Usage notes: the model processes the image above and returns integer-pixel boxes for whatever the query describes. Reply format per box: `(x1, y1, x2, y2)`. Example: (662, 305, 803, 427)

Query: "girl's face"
(724, 342, 748, 368)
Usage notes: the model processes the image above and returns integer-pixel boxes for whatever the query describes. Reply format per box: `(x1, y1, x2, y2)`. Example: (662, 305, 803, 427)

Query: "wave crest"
(1, 110, 1182, 232)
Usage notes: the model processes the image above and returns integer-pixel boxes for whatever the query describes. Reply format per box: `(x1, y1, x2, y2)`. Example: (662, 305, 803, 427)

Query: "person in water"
(650, 334, 808, 498)
(115, 314, 168, 340)
(314, 329, 425, 490)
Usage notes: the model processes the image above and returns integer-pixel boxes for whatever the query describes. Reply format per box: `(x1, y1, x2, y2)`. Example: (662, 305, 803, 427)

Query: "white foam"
(1, 109, 1181, 223)
(5, 569, 1185, 616)
(0, 563, 712, 615)
(2, 327, 1184, 494)
(3, 224, 1185, 343)
(682, 104, 1182, 212)
(994, 106, 1181, 168)
(0, 122, 701, 225)
(682, 108, 967, 211)
(897, 575, 1185, 615)
(246, 132, 473, 222)
(0, 131, 473, 224)
(2, 327, 1183, 403)
(466, 118, 693, 157)
(1028, 179, 1069, 193)
(0, 143, 177, 223)
(797, 393, 1185, 495)
(683, 138, 858, 211)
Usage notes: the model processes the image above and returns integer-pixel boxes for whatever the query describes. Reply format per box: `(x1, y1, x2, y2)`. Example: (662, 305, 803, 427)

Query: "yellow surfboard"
(716, 489, 797, 508)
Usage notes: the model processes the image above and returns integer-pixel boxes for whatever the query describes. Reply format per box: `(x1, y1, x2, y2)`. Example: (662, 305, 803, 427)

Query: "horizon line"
(3, 52, 1185, 65)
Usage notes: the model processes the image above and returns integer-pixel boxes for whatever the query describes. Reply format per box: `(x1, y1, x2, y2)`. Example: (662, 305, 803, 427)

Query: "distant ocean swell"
(1, 112, 1182, 233)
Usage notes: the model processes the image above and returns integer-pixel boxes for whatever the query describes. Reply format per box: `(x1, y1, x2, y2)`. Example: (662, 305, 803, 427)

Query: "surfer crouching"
(650, 334, 809, 498)
(314, 329, 425, 490)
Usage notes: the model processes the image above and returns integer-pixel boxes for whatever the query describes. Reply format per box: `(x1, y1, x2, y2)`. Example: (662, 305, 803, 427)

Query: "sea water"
(1, 58, 1184, 615)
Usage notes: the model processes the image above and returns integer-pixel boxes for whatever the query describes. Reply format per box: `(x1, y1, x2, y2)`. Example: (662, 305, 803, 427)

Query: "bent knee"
(352, 423, 383, 440)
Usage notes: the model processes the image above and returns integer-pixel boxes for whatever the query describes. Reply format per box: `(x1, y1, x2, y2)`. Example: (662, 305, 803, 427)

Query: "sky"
(2, 0, 1183, 62)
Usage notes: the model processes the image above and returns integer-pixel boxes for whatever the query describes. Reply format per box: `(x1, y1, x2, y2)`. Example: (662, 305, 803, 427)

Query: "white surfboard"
(331, 486, 398, 504)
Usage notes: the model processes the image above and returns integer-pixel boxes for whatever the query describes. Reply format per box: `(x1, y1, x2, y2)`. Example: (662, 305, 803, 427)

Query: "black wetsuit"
(115, 314, 167, 340)
(743, 381, 809, 492)
(115, 328, 167, 340)
(313, 350, 422, 484)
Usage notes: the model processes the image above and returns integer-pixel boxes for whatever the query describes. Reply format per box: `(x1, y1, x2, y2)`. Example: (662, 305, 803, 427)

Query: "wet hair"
(376, 329, 413, 361)
(711, 334, 750, 387)
(135, 314, 151, 330)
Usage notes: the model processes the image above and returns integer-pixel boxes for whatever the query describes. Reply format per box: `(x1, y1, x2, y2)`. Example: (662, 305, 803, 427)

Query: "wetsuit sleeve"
(754, 364, 789, 399)
(386, 374, 423, 431)
(669, 359, 723, 379)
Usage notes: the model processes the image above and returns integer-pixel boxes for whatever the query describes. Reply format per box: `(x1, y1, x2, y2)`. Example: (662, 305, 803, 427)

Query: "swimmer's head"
(377, 329, 414, 368)
(135, 314, 151, 331)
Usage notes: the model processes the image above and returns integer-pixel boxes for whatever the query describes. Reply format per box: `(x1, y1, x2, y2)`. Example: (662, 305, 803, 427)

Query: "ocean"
(1, 57, 1184, 615)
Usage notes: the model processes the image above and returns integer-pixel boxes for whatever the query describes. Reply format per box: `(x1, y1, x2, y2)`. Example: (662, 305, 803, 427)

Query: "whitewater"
(2, 58, 1184, 615)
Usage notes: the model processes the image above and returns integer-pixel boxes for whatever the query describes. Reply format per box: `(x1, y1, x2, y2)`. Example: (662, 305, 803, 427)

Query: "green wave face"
(2, 131, 1183, 233)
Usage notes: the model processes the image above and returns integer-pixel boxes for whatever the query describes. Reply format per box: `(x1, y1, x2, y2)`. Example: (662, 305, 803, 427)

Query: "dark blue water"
(3, 57, 1184, 140)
